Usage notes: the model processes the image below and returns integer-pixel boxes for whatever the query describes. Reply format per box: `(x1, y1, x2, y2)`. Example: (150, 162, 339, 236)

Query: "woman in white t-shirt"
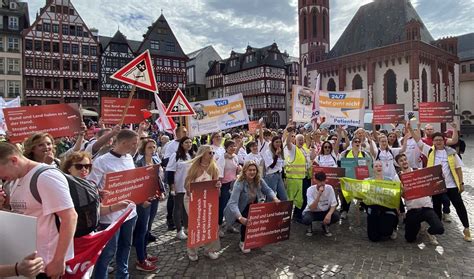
(167, 136, 194, 240)
(210, 132, 225, 161)
(244, 141, 264, 174)
(314, 141, 339, 167)
(184, 145, 221, 261)
(369, 133, 408, 179)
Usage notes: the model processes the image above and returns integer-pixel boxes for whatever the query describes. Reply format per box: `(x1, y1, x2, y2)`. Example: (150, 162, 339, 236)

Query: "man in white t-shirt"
(88, 129, 139, 278)
(302, 171, 340, 237)
(0, 142, 77, 278)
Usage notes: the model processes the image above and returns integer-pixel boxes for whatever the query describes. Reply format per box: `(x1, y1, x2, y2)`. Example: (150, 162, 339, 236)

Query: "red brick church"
(299, 0, 459, 112)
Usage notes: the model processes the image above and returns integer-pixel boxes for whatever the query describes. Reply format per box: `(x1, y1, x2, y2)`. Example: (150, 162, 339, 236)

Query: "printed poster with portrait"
(291, 85, 315, 123)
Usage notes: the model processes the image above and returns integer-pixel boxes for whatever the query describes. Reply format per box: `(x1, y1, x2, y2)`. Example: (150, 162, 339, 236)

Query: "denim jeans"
(263, 172, 288, 201)
(148, 199, 159, 233)
(135, 204, 151, 262)
(219, 182, 233, 225)
(94, 216, 137, 279)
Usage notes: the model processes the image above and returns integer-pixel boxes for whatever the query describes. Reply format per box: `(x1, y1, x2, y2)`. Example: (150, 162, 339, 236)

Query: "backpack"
(30, 166, 100, 238)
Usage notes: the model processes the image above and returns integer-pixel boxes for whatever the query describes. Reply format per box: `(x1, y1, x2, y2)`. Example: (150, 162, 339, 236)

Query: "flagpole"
(118, 85, 136, 127)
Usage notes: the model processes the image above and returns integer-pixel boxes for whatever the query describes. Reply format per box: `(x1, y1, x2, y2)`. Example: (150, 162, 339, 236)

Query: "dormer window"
(245, 55, 253, 63)
(230, 59, 237, 67)
(10, 2, 17, 10)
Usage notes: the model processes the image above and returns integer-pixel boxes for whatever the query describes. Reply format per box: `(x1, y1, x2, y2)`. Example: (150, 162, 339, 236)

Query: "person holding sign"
(303, 171, 340, 237)
(394, 154, 444, 245)
(262, 136, 288, 201)
(167, 136, 194, 241)
(408, 123, 471, 242)
(87, 129, 139, 279)
(365, 161, 399, 242)
(224, 161, 280, 254)
(184, 145, 221, 261)
(0, 252, 44, 278)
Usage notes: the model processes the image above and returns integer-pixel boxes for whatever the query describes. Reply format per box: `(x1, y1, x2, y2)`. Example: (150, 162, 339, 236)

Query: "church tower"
(298, 0, 330, 87)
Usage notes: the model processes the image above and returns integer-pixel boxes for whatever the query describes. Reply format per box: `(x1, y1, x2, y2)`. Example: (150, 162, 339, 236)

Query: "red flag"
(63, 207, 133, 279)
(141, 109, 152, 119)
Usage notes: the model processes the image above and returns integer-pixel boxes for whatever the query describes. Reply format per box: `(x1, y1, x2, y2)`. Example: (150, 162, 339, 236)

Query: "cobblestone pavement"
(126, 137, 474, 278)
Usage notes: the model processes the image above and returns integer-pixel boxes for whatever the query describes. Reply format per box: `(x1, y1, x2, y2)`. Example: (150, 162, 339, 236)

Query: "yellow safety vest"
(427, 147, 461, 191)
(346, 150, 364, 158)
(286, 147, 308, 179)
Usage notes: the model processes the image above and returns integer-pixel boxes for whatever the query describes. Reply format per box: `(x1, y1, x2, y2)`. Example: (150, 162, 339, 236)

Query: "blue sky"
(26, 0, 473, 59)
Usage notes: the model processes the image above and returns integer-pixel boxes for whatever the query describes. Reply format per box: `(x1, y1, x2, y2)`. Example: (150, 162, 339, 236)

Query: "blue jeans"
(134, 205, 151, 262)
(94, 216, 137, 279)
(219, 182, 233, 225)
(264, 172, 288, 201)
(148, 199, 159, 233)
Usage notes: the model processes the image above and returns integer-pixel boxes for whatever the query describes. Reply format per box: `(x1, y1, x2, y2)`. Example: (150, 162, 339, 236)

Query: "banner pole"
(118, 85, 136, 127)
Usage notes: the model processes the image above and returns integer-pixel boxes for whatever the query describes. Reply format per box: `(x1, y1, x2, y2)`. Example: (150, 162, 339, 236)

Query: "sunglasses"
(323, 146, 332, 149)
(209, 151, 215, 155)
(353, 140, 361, 144)
(73, 163, 92, 171)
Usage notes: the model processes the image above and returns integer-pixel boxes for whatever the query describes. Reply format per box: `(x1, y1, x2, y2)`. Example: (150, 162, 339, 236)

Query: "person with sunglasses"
(262, 136, 288, 201)
(314, 141, 338, 167)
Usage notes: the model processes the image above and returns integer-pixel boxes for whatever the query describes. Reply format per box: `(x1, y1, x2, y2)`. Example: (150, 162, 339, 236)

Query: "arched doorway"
(271, 111, 280, 127)
(352, 74, 363, 90)
(421, 68, 427, 102)
(384, 69, 397, 104)
(327, 78, 336, 91)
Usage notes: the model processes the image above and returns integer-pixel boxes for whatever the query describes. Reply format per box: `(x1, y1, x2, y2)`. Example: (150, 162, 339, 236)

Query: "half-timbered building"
(23, 0, 100, 110)
(98, 30, 139, 98)
(207, 43, 288, 127)
(136, 14, 187, 104)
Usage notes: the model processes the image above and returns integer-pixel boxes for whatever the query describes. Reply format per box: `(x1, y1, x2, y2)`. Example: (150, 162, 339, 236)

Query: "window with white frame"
(150, 40, 160, 50)
(8, 81, 20, 97)
(8, 37, 19, 51)
(187, 67, 195, 83)
(7, 58, 20, 74)
(8, 16, 18, 30)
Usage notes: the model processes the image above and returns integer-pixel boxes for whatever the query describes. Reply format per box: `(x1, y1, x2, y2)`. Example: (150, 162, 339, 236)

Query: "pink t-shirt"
(222, 157, 238, 184)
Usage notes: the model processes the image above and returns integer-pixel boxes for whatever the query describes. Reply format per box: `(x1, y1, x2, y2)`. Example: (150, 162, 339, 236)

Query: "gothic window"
(312, 11, 317, 37)
(327, 78, 336, 91)
(271, 112, 280, 127)
(352, 74, 363, 90)
(384, 69, 397, 104)
(323, 11, 328, 39)
(404, 79, 409, 92)
(303, 13, 308, 40)
(421, 69, 427, 102)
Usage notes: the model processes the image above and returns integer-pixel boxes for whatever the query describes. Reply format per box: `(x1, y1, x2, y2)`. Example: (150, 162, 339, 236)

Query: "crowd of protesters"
(0, 116, 471, 278)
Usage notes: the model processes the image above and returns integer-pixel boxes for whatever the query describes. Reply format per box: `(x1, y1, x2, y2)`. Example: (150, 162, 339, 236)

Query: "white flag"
(154, 92, 176, 135)
(311, 74, 321, 130)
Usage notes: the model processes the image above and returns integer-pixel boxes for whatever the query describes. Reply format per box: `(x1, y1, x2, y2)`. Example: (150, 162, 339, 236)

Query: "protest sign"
(102, 165, 160, 205)
(64, 207, 133, 279)
(244, 201, 293, 250)
(291, 85, 315, 123)
(340, 157, 373, 179)
(399, 165, 447, 200)
(4, 103, 81, 143)
(312, 166, 345, 189)
(248, 121, 260, 134)
(187, 180, 219, 248)
(187, 94, 249, 137)
(419, 102, 454, 123)
(373, 104, 405, 124)
(0, 211, 36, 265)
(340, 178, 401, 209)
(319, 90, 366, 127)
(355, 166, 370, 180)
(101, 97, 150, 124)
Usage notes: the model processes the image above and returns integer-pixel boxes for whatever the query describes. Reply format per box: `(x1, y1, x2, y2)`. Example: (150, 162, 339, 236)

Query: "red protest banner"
(312, 166, 345, 189)
(373, 104, 405, 124)
(4, 103, 81, 143)
(101, 97, 150, 124)
(400, 165, 447, 200)
(355, 166, 370, 180)
(187, 180, 219, 248)
(244, 201, 293, 250)
(419, 102, 454, 123)
(248, 121, 260, 134)
(102, 165, 160, 206)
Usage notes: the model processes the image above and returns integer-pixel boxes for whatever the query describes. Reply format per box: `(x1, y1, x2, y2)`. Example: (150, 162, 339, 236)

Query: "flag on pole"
(154, 92, 177, 135)
(311, 74, 321, 130)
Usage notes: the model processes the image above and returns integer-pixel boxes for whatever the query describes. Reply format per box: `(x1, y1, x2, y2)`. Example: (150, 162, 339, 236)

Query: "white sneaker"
(219, 228, 225, 238)
(207, 252, 219, 260)
(443, 213, 452, 223)
(390, 231, 398, 240)
(305, 227, 313, 237)
(340, 211, 348, 220)
(239, 241, 251, 253)
(426, 234, 439, 245)
(188, 254, 198, 261)
(176, 229, 187, 240)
